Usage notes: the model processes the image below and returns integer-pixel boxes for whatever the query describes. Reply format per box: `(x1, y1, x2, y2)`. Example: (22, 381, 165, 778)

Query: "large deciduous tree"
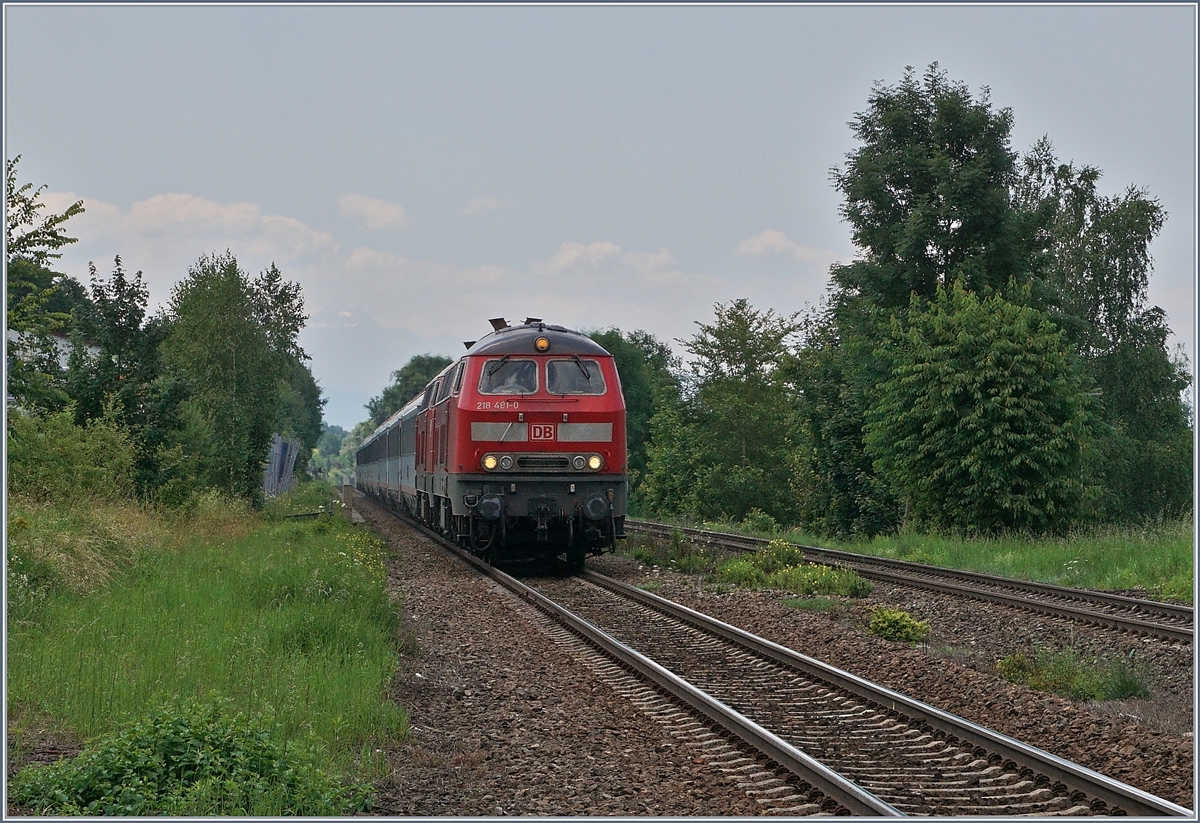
(830, 64, 1027, 309)
(162, 251, 320, 500)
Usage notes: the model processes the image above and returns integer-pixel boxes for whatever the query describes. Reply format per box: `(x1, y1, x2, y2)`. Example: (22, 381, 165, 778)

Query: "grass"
(6, 482, 407, 813)
(995, 647, 1152, 702)
(641, 515, 1194, 603)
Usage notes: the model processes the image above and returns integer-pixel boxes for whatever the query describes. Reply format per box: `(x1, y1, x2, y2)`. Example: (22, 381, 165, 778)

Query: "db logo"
(531, 423, 556, 441)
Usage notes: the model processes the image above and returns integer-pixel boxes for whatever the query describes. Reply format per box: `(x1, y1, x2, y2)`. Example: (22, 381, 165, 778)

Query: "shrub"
(741, 508, 779, 534)
(867, 606, 930, 643)
(8, 698, 370, 816)
(716, 557, 769, 588)
(755, 539, 808, 574)
(7, 408, 136, 503)
(770, 563, 874, 597)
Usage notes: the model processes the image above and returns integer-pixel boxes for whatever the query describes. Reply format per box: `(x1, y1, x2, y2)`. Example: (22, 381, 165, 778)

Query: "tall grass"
(806, 520, 1194, 602)
(645, 512, 1192, 602)
(7, 486, 407, 781)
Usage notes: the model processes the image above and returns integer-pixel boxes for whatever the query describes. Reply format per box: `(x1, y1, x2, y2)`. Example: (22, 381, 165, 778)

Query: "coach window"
(451, 362, 465, 396)
(435, 371, 455, 405)
(478, 358, 537, 395)
(547, 358, 607, 395)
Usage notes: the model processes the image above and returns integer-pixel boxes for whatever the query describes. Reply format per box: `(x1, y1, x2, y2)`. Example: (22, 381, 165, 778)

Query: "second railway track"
(626, 519, 1194, 643)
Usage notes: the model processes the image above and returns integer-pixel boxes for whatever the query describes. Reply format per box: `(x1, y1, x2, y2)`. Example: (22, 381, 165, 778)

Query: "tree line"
(351, 64, 1191, 536)
(6, 156, 323, 506)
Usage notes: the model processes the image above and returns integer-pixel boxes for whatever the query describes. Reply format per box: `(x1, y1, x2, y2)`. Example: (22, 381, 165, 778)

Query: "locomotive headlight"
(499, 455, 514, 470)
(587, 454, 603, 471)
(572, 455, 586, 470)
(535, 336, 550, 352)
(482, 454, 499, 471)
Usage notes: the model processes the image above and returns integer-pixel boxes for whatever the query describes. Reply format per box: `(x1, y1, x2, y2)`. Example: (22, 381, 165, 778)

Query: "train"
(356, 318, 628, 568)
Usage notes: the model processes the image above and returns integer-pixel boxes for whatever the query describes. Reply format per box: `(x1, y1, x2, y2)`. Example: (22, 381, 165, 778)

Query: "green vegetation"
(866, 606, 930, 644)
(811, 521, 1193, 603)
(9, 698, 369, 816)
(996, 648, 1151, 702)
(7, 483, 405, 815)
(696, 539, 872, 598)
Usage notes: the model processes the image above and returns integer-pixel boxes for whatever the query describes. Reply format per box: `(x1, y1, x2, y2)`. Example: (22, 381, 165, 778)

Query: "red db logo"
(531, 423, 556, 441)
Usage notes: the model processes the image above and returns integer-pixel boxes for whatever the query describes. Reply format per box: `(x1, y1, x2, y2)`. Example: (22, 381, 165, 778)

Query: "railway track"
(390, 507, 1188, 816)
(626, 519, 1194, 644)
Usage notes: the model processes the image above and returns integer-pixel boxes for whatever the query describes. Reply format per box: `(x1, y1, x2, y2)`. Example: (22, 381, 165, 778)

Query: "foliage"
(864, 282, 1091, 533)
(5, 156, 86, 411)
(642, 300, 804, 524)
(740, 507, 779, 534)
(790, 300, 902, 538)
(714, 539, 872, 597)
(588, 328, 682, 507)
(830, 64, 1026, 309)
(6, 407, 137, 503)
(5, 155, 85, 268)
(365, 353, 452, 427)
(866, 606, 929, 643)
(161, 251, 318, 501)
(8, 698, 369, 816)
(995, 648, 1150, 702)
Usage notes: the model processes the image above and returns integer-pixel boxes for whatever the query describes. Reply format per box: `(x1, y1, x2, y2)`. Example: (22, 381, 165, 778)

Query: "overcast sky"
(5, 3, 1196, 430)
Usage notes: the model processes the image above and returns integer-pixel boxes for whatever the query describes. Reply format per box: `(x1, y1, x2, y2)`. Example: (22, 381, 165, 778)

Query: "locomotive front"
(449, 322, 628, 566)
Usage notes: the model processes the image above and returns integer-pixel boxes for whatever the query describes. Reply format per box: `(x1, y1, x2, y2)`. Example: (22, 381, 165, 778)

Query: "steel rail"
(434, 534, 902, 817)
(581, 568, 1191, 817)
(626, 519, 1193, 643)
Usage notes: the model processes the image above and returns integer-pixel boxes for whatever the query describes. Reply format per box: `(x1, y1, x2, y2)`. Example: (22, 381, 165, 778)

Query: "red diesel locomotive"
(356, 318, 628, 567)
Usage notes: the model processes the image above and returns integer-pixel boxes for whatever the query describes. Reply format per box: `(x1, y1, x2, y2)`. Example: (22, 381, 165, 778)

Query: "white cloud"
(459, 196, 513, 216)
(338, 193, 409, 229)
(736, 229, 823, 262)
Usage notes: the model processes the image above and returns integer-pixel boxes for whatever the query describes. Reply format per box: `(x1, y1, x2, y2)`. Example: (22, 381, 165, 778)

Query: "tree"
(789, 300, 900, 538)
(5, 156, 86, 411)
(830, 64, 1027, 310)
(642, 300, 803, 524)
(1016, 138, 1190, 521)
(587, 328, 681, 507)
(863, 282, 1091, 533)
(366, 354, 452, 426)
(161, 251, 315, 500)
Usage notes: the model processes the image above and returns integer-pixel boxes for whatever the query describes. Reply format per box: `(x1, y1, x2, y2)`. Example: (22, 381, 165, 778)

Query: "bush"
(716, 557, 769, 588)
(770, 563, 874, 597)
(8, 698, 370, 816)
(7, 408, 136, 503)
(867, 606, 929, 643)
(755, 539, 808, 574)
(741, 508, 779, 534)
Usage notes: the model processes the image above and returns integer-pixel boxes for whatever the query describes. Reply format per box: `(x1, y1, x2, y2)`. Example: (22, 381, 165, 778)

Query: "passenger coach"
(357, 318, 627, 567)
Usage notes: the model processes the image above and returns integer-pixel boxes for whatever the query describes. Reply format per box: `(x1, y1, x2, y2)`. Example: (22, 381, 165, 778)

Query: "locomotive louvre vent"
(516, 455, 571, 470)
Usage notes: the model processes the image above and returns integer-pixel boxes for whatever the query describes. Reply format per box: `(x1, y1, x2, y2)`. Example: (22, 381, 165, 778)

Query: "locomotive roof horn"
(488, 317, 509, 331)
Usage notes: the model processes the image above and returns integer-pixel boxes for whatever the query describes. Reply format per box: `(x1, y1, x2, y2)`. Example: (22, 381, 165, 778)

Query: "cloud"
(458, 196, 513, 216)
(736, 229, 823, 262)
(38, 190, 338, 317)
(338, 193, 409, 229)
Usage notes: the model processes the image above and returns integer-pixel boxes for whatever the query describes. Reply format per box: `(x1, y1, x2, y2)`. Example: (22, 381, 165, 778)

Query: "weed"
(995, 648, 1151, 701)
(867, 606, 930, 644)
(635, 581, 663, 593)
(782, 596, 844, 614)
(8, 697, 370, 815)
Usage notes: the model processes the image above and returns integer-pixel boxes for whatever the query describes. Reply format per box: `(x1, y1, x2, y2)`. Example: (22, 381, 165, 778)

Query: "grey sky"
(5, 3, 1195, 430)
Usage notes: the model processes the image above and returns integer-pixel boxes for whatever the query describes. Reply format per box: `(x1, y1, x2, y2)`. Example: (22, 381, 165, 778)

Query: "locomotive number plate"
(530, 423, 557, 441)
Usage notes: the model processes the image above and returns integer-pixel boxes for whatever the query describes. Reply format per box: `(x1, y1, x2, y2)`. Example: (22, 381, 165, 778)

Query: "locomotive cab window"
(547, 358, 606, 395)
(478, 358, 538, 395)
